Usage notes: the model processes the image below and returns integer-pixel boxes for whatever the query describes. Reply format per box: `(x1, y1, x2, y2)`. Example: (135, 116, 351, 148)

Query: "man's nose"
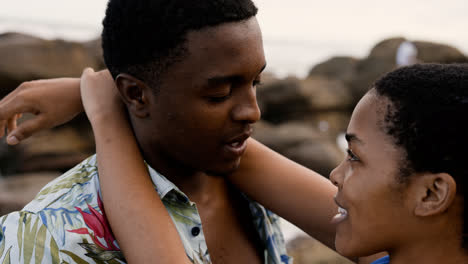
(231, 87, 261, 123)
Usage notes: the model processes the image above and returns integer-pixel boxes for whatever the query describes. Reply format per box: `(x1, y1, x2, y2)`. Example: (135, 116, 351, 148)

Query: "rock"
(257, 78, 309, 124)
(257, 77, 353, 124)
(283, 140, 344, 176)
(253, 121, 344, 176)
(260, 71, 280, 86)
(348, 37, 405, 101)
(0, 32, 104, 98)
(348, 37, 468, 102)
(0, 172, 60, 215)
(308, 56, 359, 83)
(0, 141, 23, 175)
(413, 40, 468, 63)
(83, 38, 105, 70)
(303, 111, 351, 138)
(1, 113, 95, 174)
(253, 121, 322, 151)
(301, 77, 354, 111)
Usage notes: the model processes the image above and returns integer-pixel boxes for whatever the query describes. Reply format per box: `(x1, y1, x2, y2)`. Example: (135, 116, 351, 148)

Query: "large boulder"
(348, 37, 405, 100)
(253, 121, 344, 176)
(303, 111, 351, 138)
(0, 113, 95, 174)
(0, 173, 59, 215)
(413, 40, 468, 63)
(308, 56, 359, 83)
(0, 32, 104, 98)
(301, 77, 354, 111)
(349, 37, 468, 102)
(257, 77, 353, 124)
(257, 78, 309, 124)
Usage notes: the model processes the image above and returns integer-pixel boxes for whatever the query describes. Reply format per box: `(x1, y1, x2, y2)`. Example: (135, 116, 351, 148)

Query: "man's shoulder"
(24, 155, 100, 213)
(9, 155, 104, 247)
(0, 155, 125, 263)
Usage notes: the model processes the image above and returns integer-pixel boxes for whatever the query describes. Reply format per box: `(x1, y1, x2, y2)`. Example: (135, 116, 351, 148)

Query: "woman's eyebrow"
(345, 133, 364, 145)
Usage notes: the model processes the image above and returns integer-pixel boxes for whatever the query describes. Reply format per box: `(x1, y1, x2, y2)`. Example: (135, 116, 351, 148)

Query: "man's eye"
(207, 94, 231, 103)
(346, 149, 359, 162)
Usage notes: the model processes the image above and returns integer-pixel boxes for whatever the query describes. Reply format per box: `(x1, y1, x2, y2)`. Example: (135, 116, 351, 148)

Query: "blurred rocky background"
(0, 32, 467, 263)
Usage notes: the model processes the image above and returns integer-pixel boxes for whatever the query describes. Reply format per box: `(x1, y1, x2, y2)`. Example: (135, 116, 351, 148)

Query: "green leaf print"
(35, 224, 47, 263)
(23, 215, 40, 264)
(50, 235, 60, 263)
(1, 247, 11, 264)
(0, 238, 4, 260)
(60, 250, 89, 264)
(36, 160, 97, 201)
(16, 212, 26, 259)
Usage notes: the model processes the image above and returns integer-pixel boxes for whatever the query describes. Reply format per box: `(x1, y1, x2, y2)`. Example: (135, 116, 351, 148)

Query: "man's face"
(138, 17, 265, 175)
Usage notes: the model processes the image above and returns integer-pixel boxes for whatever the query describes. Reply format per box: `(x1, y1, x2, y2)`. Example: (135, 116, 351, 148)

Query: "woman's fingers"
(0, 96, 34, 122)
(6, 116, 46, 145)
(6, 116, 17, 135)
(0, 120, 6, 138)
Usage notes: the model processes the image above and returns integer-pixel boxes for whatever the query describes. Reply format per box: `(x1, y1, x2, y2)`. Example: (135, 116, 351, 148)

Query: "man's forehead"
(185, 17, 261, 47)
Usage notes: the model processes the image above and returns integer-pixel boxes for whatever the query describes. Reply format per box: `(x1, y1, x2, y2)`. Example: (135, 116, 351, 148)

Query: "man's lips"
(224, 129, 252, 156)
(332, 195, 349, 224)
(226, 130, 252, 144)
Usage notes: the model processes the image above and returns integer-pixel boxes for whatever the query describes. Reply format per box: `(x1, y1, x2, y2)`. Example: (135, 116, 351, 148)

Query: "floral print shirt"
(0, 155, 291, 264)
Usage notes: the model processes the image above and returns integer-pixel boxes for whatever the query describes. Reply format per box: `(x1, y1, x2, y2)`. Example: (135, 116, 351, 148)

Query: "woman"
(2, 63, 468, 264)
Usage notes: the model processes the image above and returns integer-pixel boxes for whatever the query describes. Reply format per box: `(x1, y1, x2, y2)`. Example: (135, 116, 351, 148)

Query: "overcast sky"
(1, 0, 467, 76)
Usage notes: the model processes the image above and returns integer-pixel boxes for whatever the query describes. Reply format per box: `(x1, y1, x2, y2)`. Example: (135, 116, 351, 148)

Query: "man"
(0, 0, 291, 263)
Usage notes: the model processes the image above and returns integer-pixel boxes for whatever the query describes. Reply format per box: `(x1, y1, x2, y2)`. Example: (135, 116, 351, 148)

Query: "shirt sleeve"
(0, 211, 63, 263)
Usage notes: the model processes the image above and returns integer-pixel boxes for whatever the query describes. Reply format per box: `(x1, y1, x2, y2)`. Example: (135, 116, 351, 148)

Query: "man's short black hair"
(373, 63, 468, 248)
(102, 0, 258, 88)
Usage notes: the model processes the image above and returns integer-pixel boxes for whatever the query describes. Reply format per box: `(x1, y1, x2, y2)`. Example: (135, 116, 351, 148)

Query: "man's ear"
(413, 173, 457, 217)
(115, 73, 151, 118)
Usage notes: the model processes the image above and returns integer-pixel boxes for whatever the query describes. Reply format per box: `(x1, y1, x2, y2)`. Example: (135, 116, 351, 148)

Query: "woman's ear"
(115, 73, 151, 118)
(413, 173, 457, 217)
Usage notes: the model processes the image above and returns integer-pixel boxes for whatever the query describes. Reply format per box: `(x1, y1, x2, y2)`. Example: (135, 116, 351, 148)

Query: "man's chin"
(204, 159, 241, 177)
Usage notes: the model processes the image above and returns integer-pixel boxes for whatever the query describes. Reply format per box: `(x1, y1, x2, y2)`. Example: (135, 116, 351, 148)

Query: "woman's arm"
(80, 68, 190, 264)
(230, 138, 338, 249)
(0, 78, 82, 144)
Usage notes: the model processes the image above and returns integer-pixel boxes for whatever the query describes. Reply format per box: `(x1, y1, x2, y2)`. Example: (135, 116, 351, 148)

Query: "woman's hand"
(0, 77, 82, 145)
(80, 68, 124, 126)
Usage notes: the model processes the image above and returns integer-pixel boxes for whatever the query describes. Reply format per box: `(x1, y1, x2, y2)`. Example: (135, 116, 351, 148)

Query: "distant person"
(396, 40, 418, 66)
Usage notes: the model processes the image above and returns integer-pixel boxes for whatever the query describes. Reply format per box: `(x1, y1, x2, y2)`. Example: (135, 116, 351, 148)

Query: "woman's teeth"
(338, 207, 348, 216)
(230, 141, 241, 147)
(332, 206, 348, 224)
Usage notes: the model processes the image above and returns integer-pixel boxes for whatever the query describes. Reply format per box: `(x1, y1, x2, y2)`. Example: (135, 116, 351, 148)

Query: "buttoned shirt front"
(0, 155, 291, 264)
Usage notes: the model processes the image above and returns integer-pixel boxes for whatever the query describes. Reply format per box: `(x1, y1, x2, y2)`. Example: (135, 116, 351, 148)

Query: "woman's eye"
(253, 79, 263, 87)
(346, 149, 359, 162)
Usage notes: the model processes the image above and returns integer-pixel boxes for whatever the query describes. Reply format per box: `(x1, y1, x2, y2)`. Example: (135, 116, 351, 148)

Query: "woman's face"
(330, 92, 415, 257)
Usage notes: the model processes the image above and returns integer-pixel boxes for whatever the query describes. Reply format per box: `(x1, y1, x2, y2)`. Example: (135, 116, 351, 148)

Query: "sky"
(1, 0, 467, 77)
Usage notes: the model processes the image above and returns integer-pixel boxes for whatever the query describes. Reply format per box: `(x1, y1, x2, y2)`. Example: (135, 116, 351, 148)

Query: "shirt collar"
(146, 164, 191, 204)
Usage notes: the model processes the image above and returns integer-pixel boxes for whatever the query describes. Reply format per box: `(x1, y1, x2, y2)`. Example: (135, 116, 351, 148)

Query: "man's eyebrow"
(207, 75, 242, 87)
(345, 133, 364, 145)
(206, 63, 267, 86)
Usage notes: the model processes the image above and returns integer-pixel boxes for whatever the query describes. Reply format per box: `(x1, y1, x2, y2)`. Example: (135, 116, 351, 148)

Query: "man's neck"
(142, 148, 226, 199)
